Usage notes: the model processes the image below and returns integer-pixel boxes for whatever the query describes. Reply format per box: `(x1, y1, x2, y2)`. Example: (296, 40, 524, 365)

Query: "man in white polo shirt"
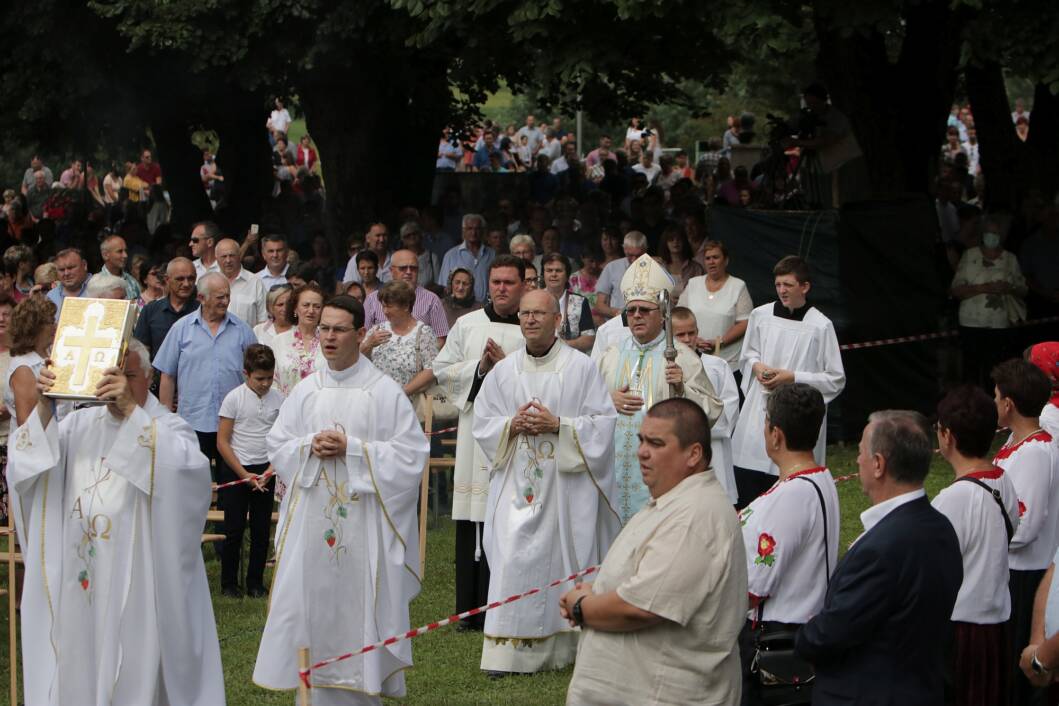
(594, 231, 648, 319)
(216, 238, 267, 326)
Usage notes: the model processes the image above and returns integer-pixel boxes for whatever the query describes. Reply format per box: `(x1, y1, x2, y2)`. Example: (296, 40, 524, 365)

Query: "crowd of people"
(0, 85, 1057, 706)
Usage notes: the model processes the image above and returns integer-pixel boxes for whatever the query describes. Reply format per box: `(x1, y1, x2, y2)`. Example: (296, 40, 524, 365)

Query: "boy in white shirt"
(217, 344, 284, 598)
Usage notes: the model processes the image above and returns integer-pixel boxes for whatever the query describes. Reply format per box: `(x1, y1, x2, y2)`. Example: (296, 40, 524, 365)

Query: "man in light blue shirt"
(47, 247, 91, 317)
(153, 272, 256, 473)
(437, 214, 496, 301)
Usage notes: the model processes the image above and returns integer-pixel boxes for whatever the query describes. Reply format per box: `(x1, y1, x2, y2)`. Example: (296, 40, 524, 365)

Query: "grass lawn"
(0, 444, 961, 705)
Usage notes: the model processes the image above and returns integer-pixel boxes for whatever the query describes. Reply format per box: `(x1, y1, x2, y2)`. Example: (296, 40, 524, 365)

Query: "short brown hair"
(286, 282, 325, 324)
(243, 343, 276, 373)
(773, 255, 811, 284)
(10, 296, 56, 355)
(489, 254, 526, 279)
(993, 358, 1051, 417)
(378, 280, 415, 311)
(702, 240, 728, 259)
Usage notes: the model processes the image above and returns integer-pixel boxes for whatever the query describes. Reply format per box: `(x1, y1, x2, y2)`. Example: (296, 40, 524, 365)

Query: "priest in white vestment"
(420, 255, 526, 628)
(672, 306, 740, 505)
(253, 295, 429, 705)
(473, 290, 621, 675)
(730, 255, 845, 508)
(597, 254, 723, 523)
(9, 339, 224, 706)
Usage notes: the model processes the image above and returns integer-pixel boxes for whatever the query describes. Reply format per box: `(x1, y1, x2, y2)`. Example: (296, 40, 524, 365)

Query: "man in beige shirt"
(560, 398, 747, 705)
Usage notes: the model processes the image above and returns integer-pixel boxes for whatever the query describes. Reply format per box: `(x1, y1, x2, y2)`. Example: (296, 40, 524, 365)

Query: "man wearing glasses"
(596, 254, 722, 523)
(362, 249, 450, 345)
(134, 257, 200, 361)
(189, 220, 221, 279)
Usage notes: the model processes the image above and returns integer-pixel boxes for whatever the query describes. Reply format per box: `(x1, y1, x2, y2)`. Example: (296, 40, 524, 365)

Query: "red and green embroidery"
(754, 533, 777, 567)
(1018, 500, 1027, 517)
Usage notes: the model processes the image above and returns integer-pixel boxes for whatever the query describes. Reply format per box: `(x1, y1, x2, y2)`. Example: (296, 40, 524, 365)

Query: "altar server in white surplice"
(253, 295, 428, 706)
(597, 254, 723, 523)
(9, 339, 224, 706)
(474, 290, 621, 675)
(730, 255, 845, 509)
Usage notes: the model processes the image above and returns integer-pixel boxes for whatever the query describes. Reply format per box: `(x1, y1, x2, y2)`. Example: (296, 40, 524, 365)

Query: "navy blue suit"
(795, 495, 963, 705)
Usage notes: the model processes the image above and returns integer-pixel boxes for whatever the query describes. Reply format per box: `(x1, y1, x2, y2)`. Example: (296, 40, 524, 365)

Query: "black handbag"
(750, 475, 830, 706)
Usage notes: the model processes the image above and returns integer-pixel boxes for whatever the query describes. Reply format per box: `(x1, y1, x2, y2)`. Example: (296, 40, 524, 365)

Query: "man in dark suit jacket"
(796, 410, 963, 706)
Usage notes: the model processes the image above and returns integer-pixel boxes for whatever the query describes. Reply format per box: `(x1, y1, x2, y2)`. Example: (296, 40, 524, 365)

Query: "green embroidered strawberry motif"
(524, 487, 534, 503)
(534, 466, 543, 479)
(324, 529, 336, 547)
(78, 569, 89, 591)
(337, 505, 348, 519)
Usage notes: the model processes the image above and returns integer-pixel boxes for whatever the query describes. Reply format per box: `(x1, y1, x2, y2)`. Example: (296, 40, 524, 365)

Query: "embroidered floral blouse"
(272, 328, 324, 395)
(367, 321, 439, 387)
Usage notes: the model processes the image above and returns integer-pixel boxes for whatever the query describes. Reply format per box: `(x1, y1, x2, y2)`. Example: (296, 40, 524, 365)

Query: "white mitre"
(621, 253, 674, 306)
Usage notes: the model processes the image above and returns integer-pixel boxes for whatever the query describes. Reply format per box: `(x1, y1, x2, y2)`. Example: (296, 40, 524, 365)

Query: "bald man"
(134, 257, 200, 360)
(363, 248, 450, 344)
(216, 237, 267, 326)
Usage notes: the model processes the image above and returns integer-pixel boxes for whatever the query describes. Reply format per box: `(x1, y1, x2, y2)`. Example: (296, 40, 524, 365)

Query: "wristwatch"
(572, 596, 587, 627)
(1032, 650, 1052, 676)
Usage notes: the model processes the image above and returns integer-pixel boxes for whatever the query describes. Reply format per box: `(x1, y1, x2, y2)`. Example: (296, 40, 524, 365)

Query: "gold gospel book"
(45, 297, 138, 402)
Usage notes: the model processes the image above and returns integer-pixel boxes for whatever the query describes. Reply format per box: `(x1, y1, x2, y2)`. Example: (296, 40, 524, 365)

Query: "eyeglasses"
(189, 237, 205, 244)
(318, 324, 356, 335)
(626, 305, 660, 316)
(518, 310, 554, 320)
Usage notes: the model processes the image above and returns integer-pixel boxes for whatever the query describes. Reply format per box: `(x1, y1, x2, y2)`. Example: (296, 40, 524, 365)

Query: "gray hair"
(261, 233, 287, 247)
(623, 231, 648, 249)
(166, 256, 194, 276)
(399, 221, 422, 238)
(125, 339, 152, 377)
(99, 234, 124, 255)
(510, 234, 535, 251)
(866, 410, 932, 485)
(266, 283, 292, 309)
(197, 272, 227, 297)
(84, 273, 127, 298)
(462, 213, 486, 229)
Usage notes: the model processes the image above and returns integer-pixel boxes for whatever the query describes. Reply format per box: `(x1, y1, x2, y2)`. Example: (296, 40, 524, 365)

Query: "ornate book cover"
(44, 297, 138, 402)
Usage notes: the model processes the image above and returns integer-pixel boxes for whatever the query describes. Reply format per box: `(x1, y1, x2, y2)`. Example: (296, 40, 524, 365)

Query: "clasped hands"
(479, 338, 506, 374)
(753, 362, 794, 390)
(511, 400, 559, 436)
(311, 430, 347, 458)
(558, 582, 593, 627)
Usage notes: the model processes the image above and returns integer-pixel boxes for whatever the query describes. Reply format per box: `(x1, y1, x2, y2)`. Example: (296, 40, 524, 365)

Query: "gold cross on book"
(47, 298, 137, 401)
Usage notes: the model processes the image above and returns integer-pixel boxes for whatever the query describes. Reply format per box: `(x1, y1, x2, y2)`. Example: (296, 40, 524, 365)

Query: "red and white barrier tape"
(212, 470, 275, 491)
(839, 315, 1059, 352)
(298, 564, 599, 686)
(424, 425, 458, 436)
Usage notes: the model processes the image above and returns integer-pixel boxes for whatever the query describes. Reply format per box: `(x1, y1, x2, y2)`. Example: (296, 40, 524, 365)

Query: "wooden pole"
(419, 396, 434, 577)
(7, 515, 17, 706)
(297, 647, 311, 706)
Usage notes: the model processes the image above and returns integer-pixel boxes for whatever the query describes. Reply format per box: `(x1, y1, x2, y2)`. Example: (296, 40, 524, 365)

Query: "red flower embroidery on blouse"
(754, 533, 777, 567)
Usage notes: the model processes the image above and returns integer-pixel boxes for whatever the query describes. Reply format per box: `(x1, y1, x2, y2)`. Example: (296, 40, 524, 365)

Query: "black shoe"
(221, 585, 243, 598)
(455, 620, 482, 632)
(247, 584, 269, 598)
(484, 670, 508, 680)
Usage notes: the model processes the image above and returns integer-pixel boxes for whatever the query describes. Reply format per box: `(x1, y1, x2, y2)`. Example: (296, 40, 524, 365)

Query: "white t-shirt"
(738, 467, 840, 624)
(932, 469, 1020, 623)
(996, 430, 1059, 571)
(631, 162, 661, 183)
(678, 275, 754, 369)
(269, 108, 293, 135)
(219, 384, 283, 465)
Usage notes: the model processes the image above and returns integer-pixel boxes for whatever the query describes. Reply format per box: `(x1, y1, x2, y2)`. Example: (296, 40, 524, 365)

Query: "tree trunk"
(150, 114, 213, 242)
(299, 55, 450, 247)
(1027, 82, 1059, 201)
(213, 89, 273, 239)
(814, 0, 966, 197)
(965, 62, 1020, 209)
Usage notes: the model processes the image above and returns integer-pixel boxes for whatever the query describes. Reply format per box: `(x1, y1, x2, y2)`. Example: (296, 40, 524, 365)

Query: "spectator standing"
(4, 245, 35, 303)
(20, 156, 53, 196)
(216, 344, 282, 598)
(932, 385, 1020, 706)
(270, 283, 325, 396)
(437, 128, 463, 171)
(134, 149, 162, 187)
(363, 249, 449, 343)
(253, 284, 292, 347)
(594, 230, 648, 319)
(361, 280, 440, 395)
(266, 97, 293, 143)
(584, 135, 617, 173)
(59, 160, 84, 190)
(678, 241, 753, 373)
(25, 171, 52, 221)
(153, 272, 257, 473)
(98, 234, 140, 300)
(991, 359, 1059, 705)
(950, 217, 1027, 389)
(737, 383, 839, 705)
(133, 257, 200, 361)
(795, 411, 963, 706)
(399, 221, 441, 289)
(437, 214, 496, 302)
(441, 268, 481, 328)
(472, 132, 502, 172)
(46, 247, 91, 314)
(561, 399, 746, 706)
(541, 253, 595, 353)
(295, 134, 318, 173)
(515, 114, 544, 155)
(190, 221, 221, 279)
(540, 129, 562, 163)
(657, 226, 704, 300)
(256, 234, 290, 289)
(216, 238, 267, 326)
(342, 223, 393, 284)
(632, 150, 661, 184)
